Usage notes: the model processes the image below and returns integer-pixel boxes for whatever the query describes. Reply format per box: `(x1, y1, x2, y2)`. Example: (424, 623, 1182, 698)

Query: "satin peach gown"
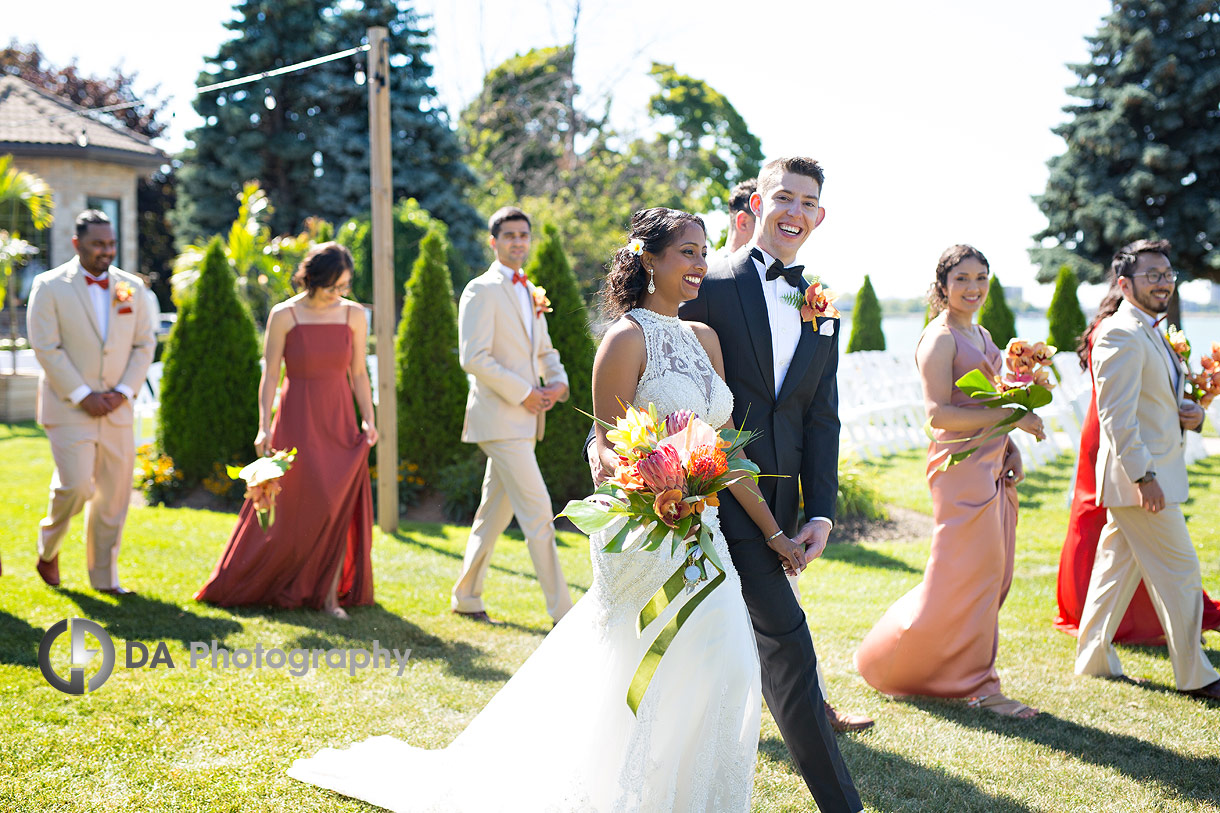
(195, 319, 374, 609)
(854, 320, 1018, 698)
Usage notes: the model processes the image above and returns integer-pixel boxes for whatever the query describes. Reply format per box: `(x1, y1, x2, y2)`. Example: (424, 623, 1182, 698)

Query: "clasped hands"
(523, 383, 567, 415)
(79, 389, 126, 418)
(769, 519, 830, 577)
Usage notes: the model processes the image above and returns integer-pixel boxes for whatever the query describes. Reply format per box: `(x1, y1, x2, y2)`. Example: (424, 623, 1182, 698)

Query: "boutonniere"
(531, 286, 552, 318)
(113, 281, 134, 305)
(1164, 324, 1190, 364)
(781, 272, 840, 322)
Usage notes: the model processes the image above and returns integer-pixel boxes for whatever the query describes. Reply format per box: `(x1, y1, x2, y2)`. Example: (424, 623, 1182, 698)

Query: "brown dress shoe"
(36, 555, 60, 587)
(825, 702, 875, 733)
(1182, 679, 1220, 702)
(98, 586, 135, 596)
(452, 609, 502, 625)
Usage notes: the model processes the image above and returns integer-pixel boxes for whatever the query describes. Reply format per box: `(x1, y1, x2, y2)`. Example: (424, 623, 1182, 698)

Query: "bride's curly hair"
(599, 208, 706, 320)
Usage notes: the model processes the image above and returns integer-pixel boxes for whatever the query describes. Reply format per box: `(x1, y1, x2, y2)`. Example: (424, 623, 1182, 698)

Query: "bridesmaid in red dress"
(196, 243, 377, 619)
(854, 245, 1045, 718)
(1054, 296, 1220, 644)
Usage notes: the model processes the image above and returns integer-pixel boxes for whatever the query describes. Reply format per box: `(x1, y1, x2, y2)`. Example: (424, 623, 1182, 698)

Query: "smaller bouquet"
(559, 403, 761, 713)
(1166, 327, 1220, 409)
(930, 338, 1055, 470)
(228, 448, 297, 530)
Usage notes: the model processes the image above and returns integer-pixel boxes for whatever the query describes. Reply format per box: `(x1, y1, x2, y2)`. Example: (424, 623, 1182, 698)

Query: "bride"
(288, 208, 810, 812)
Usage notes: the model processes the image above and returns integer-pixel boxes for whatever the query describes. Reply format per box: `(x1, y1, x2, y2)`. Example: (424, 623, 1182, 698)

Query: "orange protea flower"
(688, 444, 729, 481)
(653, 488, 693, 527)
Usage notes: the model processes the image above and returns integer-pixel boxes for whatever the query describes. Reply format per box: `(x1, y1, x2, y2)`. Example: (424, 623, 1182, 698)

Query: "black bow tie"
(751, 248, 803, 288)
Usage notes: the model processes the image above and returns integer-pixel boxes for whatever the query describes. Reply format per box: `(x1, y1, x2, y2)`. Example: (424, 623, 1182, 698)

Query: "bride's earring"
(647, 267, 656, 294)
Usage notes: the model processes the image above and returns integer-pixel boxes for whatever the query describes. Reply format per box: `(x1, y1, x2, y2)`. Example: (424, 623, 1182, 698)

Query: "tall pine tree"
(1046, 266, 1088, 354)
(846, 275, 885, 353)
(1032, 1, 1220, 294)
(525, 223, 597, 508)
(979, 276, 1017, 349)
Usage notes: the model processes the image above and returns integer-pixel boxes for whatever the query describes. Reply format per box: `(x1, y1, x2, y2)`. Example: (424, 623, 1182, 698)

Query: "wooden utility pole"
(368, 26, 397, 533)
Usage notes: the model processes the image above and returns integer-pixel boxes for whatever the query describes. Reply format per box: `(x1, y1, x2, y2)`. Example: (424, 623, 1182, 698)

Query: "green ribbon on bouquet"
(626, 567, 726, 715)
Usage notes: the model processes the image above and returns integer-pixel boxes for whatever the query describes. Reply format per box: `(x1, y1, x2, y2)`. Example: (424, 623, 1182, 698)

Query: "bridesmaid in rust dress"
(853, 245, 1044, 718)
(196, 243, 377, 619)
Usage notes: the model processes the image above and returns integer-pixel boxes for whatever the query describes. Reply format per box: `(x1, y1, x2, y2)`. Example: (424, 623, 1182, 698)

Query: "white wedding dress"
(288, 308, 761, 812)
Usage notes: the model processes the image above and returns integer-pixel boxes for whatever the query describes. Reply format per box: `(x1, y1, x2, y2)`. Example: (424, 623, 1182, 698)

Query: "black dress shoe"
(36, 555, 60, 587)
(98, 586, 135, 596)
(1182, 679, 1220, 702)
(452, 609, 502, 625)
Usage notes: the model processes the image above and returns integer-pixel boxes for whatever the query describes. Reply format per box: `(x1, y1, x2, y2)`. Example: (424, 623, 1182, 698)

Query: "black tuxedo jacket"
(680, 247, 840, 540)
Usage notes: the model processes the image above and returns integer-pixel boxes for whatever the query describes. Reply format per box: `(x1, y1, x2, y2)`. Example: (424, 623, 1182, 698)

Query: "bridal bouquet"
(1166, 326, 1220, 408)
(930, 338, 1055, 470)
(228, 448, 297, 530)
(559, 403, 760, 713)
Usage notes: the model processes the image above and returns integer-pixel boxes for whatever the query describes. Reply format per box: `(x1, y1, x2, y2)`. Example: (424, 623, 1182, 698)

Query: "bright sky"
(11, 0, 1215, 306)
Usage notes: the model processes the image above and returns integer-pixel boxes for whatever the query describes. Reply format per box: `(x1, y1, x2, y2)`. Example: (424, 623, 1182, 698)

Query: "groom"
(680, 157, 862, 812)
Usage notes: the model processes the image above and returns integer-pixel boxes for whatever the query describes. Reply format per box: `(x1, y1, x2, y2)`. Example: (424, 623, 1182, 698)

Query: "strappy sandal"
(967, 694, 1038, 719)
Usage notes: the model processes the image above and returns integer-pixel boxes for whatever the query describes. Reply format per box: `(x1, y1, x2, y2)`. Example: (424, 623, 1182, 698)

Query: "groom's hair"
(755, 157, 824, 198)
(1076, 238, 1173, 369)
(75, 209, 111, 239)
(488, 206, 531, 238)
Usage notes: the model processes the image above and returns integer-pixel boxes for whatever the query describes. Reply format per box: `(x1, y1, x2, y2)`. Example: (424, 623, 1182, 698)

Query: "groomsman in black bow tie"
(680, 157, 862, 812)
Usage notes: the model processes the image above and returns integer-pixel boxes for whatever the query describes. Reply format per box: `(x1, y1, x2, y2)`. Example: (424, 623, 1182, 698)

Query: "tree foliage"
(174, 0, 482, 272)
(979, 276, 1017, 349)
(394, 226, 466, 483)
(1046, 265, 1088, 354)
(846, 275, 885, 353)
(158, 238, 261, 483)
(1031, 1, 1220, 286)
(526, 223, 597, 507)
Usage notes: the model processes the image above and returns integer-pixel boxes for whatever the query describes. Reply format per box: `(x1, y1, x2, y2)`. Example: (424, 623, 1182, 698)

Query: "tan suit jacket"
(458, 263, 568, 443)
(27, 259, 156, 427)
(1092, 300, 1189, 507)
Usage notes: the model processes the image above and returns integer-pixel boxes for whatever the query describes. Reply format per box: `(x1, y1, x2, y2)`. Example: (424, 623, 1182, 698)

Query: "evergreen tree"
(395, 226, 466, 483)
(158, 238, 261, 483)
(846, 275, 885, 353)
(979, 276, 1017, 349)
(525, 223, 597, 507)
(1046, 265, 1088, 354)
(1032, 1, 1220, 290)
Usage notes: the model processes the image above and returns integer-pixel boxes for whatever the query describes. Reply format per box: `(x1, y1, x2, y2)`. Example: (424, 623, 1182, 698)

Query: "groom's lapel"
(731, 253, 775, 400)
(776, 278, 819, 404)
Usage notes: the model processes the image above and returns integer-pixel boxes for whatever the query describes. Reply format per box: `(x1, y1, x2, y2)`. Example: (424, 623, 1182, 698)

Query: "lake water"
(838, 313, 1220, 361)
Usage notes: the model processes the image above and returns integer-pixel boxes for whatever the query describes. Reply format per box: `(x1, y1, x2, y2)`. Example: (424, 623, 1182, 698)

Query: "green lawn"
(2, 422, 1218, 812)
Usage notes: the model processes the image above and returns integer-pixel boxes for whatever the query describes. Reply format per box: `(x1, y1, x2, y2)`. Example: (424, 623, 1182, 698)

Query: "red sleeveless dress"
(1054, 352, 1219, 644)
(196, 314, 374, 609)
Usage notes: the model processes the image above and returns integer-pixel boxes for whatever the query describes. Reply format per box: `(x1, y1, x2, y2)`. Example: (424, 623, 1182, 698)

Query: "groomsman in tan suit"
(452, 206, 574, 625)
(27, 210, 155, 594)
(1075, 239, 1220, 701)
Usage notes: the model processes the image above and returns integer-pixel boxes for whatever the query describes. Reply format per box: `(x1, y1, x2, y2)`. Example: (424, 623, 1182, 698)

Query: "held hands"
(540, 382, 567, 411)
(522, 387, 548, 414)
(767, 531, 806, 577)
(1179, 401, 1205, 432)
(1137, 477, 1165, 514)
(80, 390, 125, 418)
(793, 519, 831, 564)
(1015, 411, 1046, 441)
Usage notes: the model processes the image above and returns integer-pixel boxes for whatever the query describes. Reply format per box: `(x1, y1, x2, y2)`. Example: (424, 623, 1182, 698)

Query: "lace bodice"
(630, 308, 734, 432)
(587, 308, 740, 627)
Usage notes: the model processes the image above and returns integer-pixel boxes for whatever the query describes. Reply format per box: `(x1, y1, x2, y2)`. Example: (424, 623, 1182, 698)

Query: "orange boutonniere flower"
(531, 286, 552, 318)
(781, 273, 840, 322)
(113, 281, 134, 304)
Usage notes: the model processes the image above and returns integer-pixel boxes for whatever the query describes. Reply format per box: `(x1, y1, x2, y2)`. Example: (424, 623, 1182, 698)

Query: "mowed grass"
(1, 421, 1218, 812)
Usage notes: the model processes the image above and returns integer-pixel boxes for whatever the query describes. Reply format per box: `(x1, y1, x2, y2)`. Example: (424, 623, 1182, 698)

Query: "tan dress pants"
(452, 438, 573, 621)
(1075, 504, 1219, 691)
(38, 419, 135, 589)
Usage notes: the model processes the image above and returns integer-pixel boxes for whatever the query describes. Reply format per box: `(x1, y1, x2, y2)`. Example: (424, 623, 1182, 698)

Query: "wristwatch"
(1135, 471, 1156, 485)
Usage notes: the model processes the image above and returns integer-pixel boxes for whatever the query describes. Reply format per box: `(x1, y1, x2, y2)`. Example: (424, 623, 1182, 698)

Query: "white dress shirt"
(68, 262, 135, 405)
(493, 261, 533, 343)
(1133, 307, 1182, 395)
(748, 244, 801, 398)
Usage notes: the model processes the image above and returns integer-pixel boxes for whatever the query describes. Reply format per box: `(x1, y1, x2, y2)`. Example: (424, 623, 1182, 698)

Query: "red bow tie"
(85, 275, 109, 290)
(1153, 315, 1166, 328)
(511, 271, 527, 286)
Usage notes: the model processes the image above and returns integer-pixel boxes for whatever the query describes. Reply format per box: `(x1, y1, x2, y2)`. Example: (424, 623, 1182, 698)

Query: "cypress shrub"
(1046, 265, 1087, 353)
(845, 275, 885, 353)
(158, 237, 260, 483)
(395, 225, 468, 483)
(526, 223, 598, 508)
(979, 275, 1017, 348)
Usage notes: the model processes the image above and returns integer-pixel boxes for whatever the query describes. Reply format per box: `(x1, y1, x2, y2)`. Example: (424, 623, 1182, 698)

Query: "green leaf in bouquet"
(954, 368, 998, 398)
(601, 521, 632, 553)
(557, 498, 625, 534)
(641, 520, 669, 552)
(257, 507, 274, 531)
(726, 457, 760, 476)
(696, 523, 727, 575)
(1001, 384, 1053, 411)
(671, 515, 695, 556)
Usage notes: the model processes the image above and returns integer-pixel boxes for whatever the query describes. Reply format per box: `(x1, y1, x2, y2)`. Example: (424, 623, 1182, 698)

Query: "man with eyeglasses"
(1074, 238, 1220, 702)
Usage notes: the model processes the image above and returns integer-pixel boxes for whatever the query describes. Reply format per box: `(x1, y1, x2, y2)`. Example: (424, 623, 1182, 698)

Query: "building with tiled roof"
(0, 74, 167, 281)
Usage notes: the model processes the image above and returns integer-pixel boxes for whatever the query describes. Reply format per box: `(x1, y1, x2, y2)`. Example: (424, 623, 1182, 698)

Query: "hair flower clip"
(627, 238, 644, 256)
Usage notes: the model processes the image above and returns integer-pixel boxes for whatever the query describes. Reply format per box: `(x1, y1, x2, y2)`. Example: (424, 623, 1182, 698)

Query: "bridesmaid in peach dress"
(853, 245, 1044, 718)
